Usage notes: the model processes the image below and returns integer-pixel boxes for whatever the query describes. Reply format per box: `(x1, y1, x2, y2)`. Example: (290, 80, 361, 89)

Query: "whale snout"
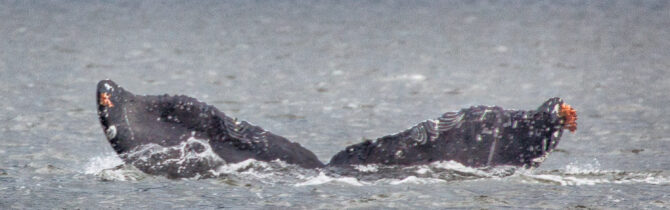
(96, 80, 126, 138)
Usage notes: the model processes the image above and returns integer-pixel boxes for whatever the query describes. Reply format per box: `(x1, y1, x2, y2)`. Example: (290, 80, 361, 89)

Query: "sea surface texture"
(1, 0, 669, 209)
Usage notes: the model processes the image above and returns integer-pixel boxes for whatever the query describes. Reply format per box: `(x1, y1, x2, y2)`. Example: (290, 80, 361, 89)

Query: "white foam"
(388, 176, 445, 185)
(354, 164, 380, 173)
(515, 160, 670, 186)
(126, 137, 224, 167)
(415, 166, 430, 175)
(564, 159, 601, 174)
(84, 154, 145, 181)
(216, 159, 269, 173)
(295, 172, 366, 187)
(521, 174, 607, 186)
(429, 160, 491, 177)
(84, 154, 124, 175)
(97, 165, 145, 181)
(85, 149, 670, 186)
(178, 137, 223, 165)
(212, 159, 272, 179)
(382, 74, 427, 82)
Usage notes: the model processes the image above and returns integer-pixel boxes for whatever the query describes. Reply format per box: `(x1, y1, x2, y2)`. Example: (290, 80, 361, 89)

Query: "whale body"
(97, 80, 323, 178)
(96, 80, 576, 178)
(328, 98, 571, 168)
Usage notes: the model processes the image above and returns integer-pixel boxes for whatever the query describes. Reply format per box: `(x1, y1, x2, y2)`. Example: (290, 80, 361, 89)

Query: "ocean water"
(1, 0, 669, 209)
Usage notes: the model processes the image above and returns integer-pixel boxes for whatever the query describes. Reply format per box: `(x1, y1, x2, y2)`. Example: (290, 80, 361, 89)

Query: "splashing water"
(515, 159, 670, 186)
(84, 154, 124, 175)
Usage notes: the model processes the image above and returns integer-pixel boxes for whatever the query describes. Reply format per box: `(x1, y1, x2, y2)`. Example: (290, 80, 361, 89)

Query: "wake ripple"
(83, 156, 670, 186)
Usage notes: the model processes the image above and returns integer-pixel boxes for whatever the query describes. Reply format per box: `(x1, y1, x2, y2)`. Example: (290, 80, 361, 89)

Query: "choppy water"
(2, 0, 670, 209)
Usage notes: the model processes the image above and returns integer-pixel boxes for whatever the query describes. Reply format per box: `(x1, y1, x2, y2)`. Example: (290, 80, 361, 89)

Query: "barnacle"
(559, 103, 577, 132)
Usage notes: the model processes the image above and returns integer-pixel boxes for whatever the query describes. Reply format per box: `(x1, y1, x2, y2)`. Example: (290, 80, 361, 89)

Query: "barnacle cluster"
(559, 103, 577, 132)
(100, 92, 114, 108)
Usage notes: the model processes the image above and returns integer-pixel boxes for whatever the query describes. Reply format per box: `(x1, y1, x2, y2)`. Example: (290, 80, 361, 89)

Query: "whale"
(328, 98, 576, 168)
(96, 80, 323, 178)
(96, 80, 576, 178)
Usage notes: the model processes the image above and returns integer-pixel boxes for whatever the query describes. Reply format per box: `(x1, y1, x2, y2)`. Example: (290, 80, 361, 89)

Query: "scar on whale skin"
(96, 79, 577, 178)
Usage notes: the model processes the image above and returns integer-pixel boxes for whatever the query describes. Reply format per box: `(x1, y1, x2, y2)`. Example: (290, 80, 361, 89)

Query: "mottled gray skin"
(328, 98, 566, 168)
(97, 80, 568, 178)
(97, 80, 324, 178)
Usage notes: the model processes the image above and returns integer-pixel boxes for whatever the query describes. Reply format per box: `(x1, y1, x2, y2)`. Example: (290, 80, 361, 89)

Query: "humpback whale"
(97, 80, 323, 178)
(96, 80, 577, 178)
(328, 98, 576, 168)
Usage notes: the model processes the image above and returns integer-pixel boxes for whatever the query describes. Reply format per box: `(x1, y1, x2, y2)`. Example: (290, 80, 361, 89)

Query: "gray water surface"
(1, 0, 669, 209)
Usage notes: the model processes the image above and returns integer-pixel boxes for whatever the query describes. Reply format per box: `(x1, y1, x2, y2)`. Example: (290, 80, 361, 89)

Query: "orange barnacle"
(559, 103, 577, 132)
(100, 92, 115, 108)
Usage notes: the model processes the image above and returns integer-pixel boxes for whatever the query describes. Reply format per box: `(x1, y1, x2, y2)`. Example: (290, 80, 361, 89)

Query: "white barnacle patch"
(395, 150, 404, 158)
(104, 83, 113, 91)
(553, 130, 560, 138)
(102, 110, 109, 118)
(552, 104, 560, 114)
(105, 125, 117, 139)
